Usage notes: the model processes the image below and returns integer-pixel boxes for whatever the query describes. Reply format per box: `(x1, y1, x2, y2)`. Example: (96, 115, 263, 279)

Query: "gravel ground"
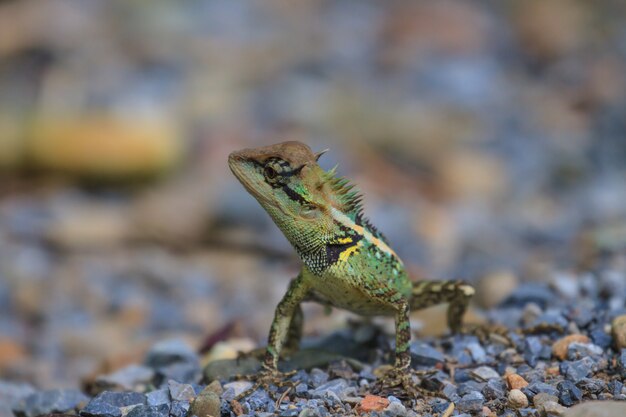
(3, 253, 626, 416)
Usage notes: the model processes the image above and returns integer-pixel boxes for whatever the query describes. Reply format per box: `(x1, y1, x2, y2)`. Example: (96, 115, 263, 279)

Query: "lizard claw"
(371, 368, 438, 400)
(233, 366, 298, 400)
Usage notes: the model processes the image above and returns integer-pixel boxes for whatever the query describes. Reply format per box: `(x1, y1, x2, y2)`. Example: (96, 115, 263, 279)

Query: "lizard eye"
(264, 166, 277, 180)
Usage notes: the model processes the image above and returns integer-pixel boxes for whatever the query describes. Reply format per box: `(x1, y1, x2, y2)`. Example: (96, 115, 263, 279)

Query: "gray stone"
(383, 400, 407, 417)
(470, 366, 499, 381)
(0, 381, 36, 409)
(561, 358, 593, 382)
(145, 389, 170, 406)
(80, 401, 121, 417)
(93, 364, 155, 392)
(557, 380, 582, 407)
(124, 404, 168, 417)
(168, 380, 195, 401)
(410, 343, 445, 366)
(168, 400, 189, 417)
(567, 342, 603, 360)
(14, 389, 89, 417)
(308, 369, 329, 388)
(456, 391, 484, 413)
(310, 379, 354, 400)
(145, 339, 198, 368)
(482, 378, 506, 400)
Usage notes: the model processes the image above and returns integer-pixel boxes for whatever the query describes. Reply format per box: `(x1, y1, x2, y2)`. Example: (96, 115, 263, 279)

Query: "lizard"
(228, 141, 477, 398)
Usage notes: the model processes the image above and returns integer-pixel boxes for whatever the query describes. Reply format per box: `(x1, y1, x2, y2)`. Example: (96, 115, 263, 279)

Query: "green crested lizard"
(228, 141, 476, 397)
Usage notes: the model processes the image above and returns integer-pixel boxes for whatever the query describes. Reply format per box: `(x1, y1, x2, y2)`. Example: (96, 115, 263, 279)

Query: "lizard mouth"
(228, 153, 275, 207)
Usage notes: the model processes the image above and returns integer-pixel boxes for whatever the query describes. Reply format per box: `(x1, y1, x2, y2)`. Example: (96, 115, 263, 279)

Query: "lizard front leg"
(235, 273, 311, 399)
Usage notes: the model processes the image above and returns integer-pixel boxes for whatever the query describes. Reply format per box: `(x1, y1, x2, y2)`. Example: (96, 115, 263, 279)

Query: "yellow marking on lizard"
(330, 207, 402, 264)
(338, 244, 360, 262)
(336, 237, 353, 244)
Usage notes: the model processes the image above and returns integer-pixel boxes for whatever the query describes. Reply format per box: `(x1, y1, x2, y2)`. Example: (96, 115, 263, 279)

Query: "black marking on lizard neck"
(326, 233, 363, 266)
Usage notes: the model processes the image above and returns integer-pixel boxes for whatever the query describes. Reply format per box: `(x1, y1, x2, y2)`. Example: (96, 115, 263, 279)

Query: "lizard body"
(228, 141, 475, 396)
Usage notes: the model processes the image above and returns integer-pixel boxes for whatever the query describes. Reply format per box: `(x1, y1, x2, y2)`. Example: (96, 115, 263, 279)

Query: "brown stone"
(552, 334, 590, 360)
(358, 395, 390, 413)
(612, 315, 626, 349)
(506, 373, 529, 390)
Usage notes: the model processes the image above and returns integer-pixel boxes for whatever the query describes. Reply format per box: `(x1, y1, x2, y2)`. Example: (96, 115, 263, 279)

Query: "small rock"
(383, 399, 406, 417)
(470, 366, 500, 381)
(506, 373, 529, 390)
(617, 349, 626, 378)
(557, 380, 582, 407)
(563, 401, 626, 417)
(308, 369, 329, 388)
(524, 382, 559, 399)
(560, 358, 593, 382)
(188, 385, 220, 417)
(168, 401, 189, 417)
(533, 392, 559, 409)
(310, 379, 354, 400)
(612, 315, 626, 349)
(552, 334, 590, 360)
(542, 401, 567, 416)
(222, 381, 253, 399)
(93, 365, 155, 393)
(168, 380, 195, 402)
(410, 343, 445, 366)
(144, 390, 169, 407)
(80, 391, 147, 417)
(482, 379, 506, 400)
(590, 326, 613, 349)
(567, 342, 603, 360)
(0, 381, 36, 409)
(466, 342, 487, 364)
(357, 395, 389, 413)
(124, 404, 169, 417)
(145, 339, 198, 369)
(456, 391, 484, 413)
(576, 378, 605, 394)
(508, 389, 529, 408)
(14, 389, 89, 417)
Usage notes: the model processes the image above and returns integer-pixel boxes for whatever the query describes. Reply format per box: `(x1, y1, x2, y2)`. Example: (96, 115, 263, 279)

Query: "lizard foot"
(233, 366, 298, 400)
(371, 368, 438, 400)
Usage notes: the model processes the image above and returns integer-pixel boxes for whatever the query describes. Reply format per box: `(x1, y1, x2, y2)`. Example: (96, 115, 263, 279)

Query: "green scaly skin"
(228, 141, 475, 398)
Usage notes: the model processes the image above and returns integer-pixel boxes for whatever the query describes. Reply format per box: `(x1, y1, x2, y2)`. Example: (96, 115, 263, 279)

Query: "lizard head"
(228, 141, 338, 225)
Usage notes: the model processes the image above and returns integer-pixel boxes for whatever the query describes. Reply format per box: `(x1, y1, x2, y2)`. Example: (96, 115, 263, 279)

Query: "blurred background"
(0, 0, 625, 390)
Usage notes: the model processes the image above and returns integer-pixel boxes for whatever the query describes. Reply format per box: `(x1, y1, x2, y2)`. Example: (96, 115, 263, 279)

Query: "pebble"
(308, 369, 329, 388)
(482, 379, 506, 400)
(563, 401, 626, 417)
(557, 380, 583, 407)
(552, 334, 590, 360)
(144, 339, 199, 369)
(506, 373, 529, 390)
(145, 389, 170, 407)
(508, 389, 528, 408)
(357, 395, 389, 413)
(611, 315, 626, 349)
(470, 366, 500, 381)
(410, 343, 445, 366)
(456, 391, 485, 413)
(80, 391, 147, 417)
(383, 399, 407, 417)
(222, 381, 253, 399)
(167, 380, 195, 402)
(93, 365, 155, 393)
(14, 389, 89, 417)
(560, 358, 593, 383)
(187, 384, 221, 417)
(124, 404, 169, 417)
(0, 381, 36, 409)
(567, 342, 603, 360)
(310, 379, 354, 400)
